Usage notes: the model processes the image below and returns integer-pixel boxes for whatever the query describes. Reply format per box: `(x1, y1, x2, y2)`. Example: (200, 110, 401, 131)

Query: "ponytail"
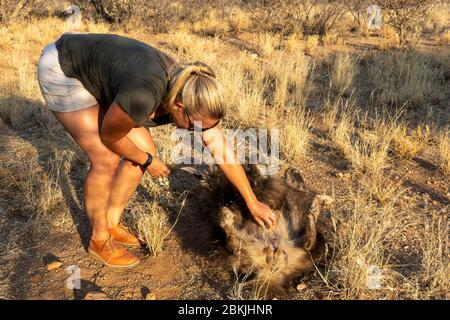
(164, 61, 226, 119)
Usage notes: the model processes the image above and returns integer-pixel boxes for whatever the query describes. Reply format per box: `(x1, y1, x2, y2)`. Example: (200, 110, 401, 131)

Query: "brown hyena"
(184, 164, 334, 294)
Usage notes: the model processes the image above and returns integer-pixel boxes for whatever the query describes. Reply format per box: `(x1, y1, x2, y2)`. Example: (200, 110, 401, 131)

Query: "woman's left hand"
(247, 200, 276, 229)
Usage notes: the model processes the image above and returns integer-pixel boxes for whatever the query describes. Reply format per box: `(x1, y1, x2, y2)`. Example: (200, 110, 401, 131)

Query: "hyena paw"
(220, 207, 235, 227)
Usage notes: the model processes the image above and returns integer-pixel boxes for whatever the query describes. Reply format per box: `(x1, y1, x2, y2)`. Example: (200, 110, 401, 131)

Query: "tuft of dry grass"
(436, 30, 450, 46)
(255, 32, 278, 58)
(131, 190, 186, 257)
(358, 172, 406, 206)
(324, 99, 394, 176)
(330, 54, 358, 96)
(284, 33, 303, 53)
(0, 128, 73, 239)
(322, 32, 343, 46)
(367, 51, 444, 108)
(380, 26, 399, 49)
(192, 9, 230, 36)
(304, 35, 319, 56)
(228, 266, 272, 300)
(228, 7, 252, 33)
(280, 109, 313, 163)
(390, 124, 431, 159)
(425, 3, 450, 34)
(264, 49, 313, 110)
(132, 201, 170, 257)
(220, 58, 266, 128)
(436, 129, 450, 176)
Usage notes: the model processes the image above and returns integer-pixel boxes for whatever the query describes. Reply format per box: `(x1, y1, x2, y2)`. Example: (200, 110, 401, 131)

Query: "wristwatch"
(141, 152, 153, 170)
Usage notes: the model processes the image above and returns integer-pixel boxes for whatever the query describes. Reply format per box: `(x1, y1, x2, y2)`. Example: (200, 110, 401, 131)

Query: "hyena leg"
(304, 194, 334, 251)
(220, 207, 242, 254)
(303, 214, 317, 251)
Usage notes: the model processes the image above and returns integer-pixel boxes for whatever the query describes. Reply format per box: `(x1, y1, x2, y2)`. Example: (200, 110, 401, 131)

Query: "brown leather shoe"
(109, 223, 141, 247)
(88, 237, 139, 268)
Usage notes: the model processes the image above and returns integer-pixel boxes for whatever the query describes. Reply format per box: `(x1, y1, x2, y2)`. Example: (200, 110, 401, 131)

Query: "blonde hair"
(165, 61, 226, 119)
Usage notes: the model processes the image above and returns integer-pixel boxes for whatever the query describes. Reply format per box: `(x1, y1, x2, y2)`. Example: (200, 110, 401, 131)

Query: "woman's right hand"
(146, 157, 170, 178)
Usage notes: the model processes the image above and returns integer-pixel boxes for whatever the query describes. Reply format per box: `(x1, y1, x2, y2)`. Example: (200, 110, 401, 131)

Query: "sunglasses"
(186, 112, 220, 132)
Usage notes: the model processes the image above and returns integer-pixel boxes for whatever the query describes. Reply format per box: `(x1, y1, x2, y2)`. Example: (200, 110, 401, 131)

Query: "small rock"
(296, 283, 308, 291)
(84, 291, 111, 300)
(46, 261, 63, 271)
(145, 293, 157, 300)
(337, 172, 344, 179)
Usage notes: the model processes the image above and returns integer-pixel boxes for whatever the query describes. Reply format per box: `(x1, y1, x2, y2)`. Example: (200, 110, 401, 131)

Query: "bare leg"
(106, 127, 157, 228)
(52, 105, 120, 241)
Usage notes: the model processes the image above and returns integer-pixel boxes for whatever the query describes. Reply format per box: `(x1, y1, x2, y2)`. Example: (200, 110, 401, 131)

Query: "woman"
(37, 33, 275, 268)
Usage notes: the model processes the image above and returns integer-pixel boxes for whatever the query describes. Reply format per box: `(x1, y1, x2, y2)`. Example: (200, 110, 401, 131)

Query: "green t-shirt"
(55, 33, 176, 126)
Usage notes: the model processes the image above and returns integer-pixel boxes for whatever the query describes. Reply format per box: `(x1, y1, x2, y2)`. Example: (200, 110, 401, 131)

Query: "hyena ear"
(284, 167, 306, 191)
(244, 164, 265, 179)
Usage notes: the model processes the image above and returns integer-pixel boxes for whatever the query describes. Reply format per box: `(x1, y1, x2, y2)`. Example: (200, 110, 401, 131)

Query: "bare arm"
(100, 101, 169, 177)
(100, 101, 148, 164)
(202, 126, 276, 228)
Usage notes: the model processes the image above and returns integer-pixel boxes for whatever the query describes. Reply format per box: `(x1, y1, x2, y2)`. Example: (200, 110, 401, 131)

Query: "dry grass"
(192, 9, 230, 36)
(321, 185, 412, 299)
(391, 124, 431, 159)
(132, 201, 171, 257)
(284, 33, 303, 53)
(322, 32, 343, 46)
(280, 109, 313, 163)
(437, 30, 450, 46)
(228, 266, 273, 300)
(0, 118, 75, 246)
(255, 33, 278, 58)
(425, 3, 450, 34)
(228, 7, 252, 33)
(367, 51, 444, 107)
(436, 129, 450, 176)
(380, 26, 400, 50)
(324, 98, 394, 176)
(330, 54, 358, 96)
(304, 36, 319, 56)
(264, 49, 313, 109)
(418, 215, 449, 299)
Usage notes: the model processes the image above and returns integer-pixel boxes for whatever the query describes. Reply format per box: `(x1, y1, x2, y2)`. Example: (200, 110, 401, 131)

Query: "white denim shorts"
(37, 41, 98, 112)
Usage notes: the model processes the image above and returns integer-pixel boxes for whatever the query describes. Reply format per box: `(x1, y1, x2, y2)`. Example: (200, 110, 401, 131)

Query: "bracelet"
(140, 152, 153, 170)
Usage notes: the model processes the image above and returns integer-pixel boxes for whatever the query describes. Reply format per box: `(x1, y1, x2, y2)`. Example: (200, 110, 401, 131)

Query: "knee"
(89, 152, 120, 173)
